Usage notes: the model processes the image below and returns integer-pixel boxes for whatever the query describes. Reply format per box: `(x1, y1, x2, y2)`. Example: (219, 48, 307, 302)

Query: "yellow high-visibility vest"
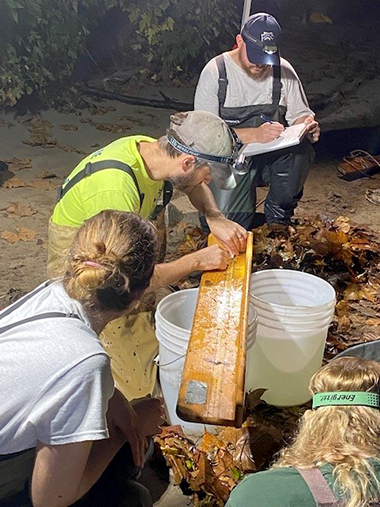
(52, 135, 163, 227)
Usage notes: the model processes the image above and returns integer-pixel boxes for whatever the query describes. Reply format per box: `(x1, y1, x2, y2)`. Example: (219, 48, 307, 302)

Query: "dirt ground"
(1, 96, 380, 506)
(1, 97, 379, 299)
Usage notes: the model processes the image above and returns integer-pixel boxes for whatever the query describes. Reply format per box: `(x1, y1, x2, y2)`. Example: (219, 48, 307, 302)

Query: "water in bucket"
(247, 269, 336, 407)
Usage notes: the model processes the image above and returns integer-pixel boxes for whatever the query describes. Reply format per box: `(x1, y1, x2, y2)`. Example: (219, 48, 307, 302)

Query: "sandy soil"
(1, 97, 379, 301)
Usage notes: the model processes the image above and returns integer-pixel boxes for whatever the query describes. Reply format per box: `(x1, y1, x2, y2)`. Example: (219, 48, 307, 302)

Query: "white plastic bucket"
(247, 269, 335, 407)
(155, 288, 257, 433)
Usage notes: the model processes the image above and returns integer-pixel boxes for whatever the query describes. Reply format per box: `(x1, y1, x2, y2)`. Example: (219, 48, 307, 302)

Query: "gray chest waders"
(205, 55, 314, 230)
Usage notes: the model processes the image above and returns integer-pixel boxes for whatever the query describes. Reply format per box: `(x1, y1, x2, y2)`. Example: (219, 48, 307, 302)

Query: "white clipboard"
(242, 123, 308, 156)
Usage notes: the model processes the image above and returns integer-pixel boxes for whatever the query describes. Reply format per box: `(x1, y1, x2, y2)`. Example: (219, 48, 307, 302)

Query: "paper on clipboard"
(242, 123, 307, 156)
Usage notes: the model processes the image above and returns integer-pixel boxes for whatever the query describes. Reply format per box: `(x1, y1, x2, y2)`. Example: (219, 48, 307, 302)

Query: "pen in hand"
(260, 114, 274, 124)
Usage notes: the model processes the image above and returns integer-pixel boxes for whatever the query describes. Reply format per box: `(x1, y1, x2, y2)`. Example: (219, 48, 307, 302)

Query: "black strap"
(150, 180, 173, 220)
(57, 160, 144, 210)
(216, 54, 282, 110)
(216, 55, 228, 116)
(162, 180, 173, 208)
(272, 64, 282, 105)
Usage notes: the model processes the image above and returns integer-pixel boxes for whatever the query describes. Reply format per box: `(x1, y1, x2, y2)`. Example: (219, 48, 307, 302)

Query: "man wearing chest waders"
(195, 12, 320, 230)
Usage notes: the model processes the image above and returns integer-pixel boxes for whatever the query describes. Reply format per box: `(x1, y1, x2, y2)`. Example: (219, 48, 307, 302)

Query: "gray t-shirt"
(194, 53, 313, 126)
(0, 281, 114, 454)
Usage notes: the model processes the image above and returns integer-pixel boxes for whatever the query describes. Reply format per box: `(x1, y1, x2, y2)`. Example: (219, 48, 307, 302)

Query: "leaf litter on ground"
(1, 227, 36, 243)
(155, 214, 380, 505)
(4, 203, 36, 217)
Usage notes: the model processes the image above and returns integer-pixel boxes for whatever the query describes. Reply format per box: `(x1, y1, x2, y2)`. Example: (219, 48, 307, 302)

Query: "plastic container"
(155, 288, 257, 433)
(247, 269, 336, 407)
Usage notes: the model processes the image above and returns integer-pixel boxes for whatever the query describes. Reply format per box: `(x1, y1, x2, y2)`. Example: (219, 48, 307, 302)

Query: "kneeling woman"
(227, 356, 380, 507)
(0, 210, 163, 507)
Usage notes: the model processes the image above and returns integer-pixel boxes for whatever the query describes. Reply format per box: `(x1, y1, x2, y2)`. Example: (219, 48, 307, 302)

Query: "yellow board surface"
(177, 232, 253, 426)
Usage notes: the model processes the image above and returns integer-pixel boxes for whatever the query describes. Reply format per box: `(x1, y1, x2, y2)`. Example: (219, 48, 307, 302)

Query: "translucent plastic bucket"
(155, 288, 257, 434)
(247, 269, 336, 407)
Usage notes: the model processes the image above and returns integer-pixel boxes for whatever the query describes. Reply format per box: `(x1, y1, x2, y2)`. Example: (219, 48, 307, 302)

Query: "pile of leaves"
(155, 392, 305, 506)
(252, 215, 380, 358)
(155, 214, 380, 505)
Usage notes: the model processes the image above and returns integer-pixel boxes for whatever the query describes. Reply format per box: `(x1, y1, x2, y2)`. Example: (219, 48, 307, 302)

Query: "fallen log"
(85, 87, 193, 112)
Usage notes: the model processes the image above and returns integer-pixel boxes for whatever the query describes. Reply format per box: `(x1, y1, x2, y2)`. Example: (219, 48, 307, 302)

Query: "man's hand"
(303, 114, 320, 143)
(106, 389, 146, 468)
(206, 215, 247, 256)
(190, 244, 233, 271)
(256, 121, 284, 143)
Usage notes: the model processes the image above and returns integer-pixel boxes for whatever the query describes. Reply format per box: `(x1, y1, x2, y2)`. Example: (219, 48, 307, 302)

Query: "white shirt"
(194, 53, 313, 126)
(0, 281, 114, 454)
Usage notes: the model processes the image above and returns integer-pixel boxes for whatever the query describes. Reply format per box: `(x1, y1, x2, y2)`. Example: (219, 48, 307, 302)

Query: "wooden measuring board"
(177, 232, 253, 427)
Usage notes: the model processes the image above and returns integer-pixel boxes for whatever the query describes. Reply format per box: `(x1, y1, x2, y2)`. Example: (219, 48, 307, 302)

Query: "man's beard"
(168, 171, 198, 192)
(238, 52, 269, 79)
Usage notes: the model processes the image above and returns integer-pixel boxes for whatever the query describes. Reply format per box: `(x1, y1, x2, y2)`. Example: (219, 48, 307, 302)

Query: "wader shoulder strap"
(296, 468, 343, 506)
(57, 160, 144, 210)
(272, 64, 282, 105)
(216, 55, 228, 116)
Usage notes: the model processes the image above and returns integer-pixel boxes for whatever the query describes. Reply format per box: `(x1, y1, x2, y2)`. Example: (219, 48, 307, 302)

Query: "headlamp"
(242, 31, 278, 55)
(167, 133, 248, 176)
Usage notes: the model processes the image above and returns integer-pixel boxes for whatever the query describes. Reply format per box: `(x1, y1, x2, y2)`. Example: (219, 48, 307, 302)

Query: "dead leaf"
(22, 132, 50, 146)
(80, 118, 93, 124)
(1, 227, 36, 243)
(5, 157, 32, 171)
(5, 203, 36, 217)
(28, 179, 56, 190)
(37, 171, 57, 179)
(2, 176, 27, 188)
(60, 124, 78, 131)
(18, 227, 36, 241)
(94, 122, 132, 133)
(0, 119, 5, 127)
(90, 105, 116, 115)
(1, 231, 19, 243)
(334, 216, 351, 233)
(55, 142, 85, 154)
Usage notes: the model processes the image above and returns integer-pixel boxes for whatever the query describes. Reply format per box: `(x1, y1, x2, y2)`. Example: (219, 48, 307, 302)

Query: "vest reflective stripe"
(57, 160, 144, 209)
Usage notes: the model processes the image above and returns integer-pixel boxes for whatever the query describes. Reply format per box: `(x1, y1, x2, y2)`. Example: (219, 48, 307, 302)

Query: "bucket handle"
(153, 353, 187, 368)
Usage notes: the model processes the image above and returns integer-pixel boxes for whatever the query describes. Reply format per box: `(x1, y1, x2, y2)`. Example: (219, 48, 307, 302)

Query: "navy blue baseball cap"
(241, 13, 281, 66)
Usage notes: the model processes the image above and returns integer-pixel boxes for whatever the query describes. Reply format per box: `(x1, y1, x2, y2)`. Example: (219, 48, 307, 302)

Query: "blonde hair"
(273, 357, 380, 506)
(64, 210, 157, 312)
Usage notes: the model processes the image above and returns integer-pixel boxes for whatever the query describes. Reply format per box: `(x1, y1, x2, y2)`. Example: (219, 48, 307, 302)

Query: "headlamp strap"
(167, 134, 233, 164)
(229, 128, 243, 152)
(312, 391, 380, 409)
